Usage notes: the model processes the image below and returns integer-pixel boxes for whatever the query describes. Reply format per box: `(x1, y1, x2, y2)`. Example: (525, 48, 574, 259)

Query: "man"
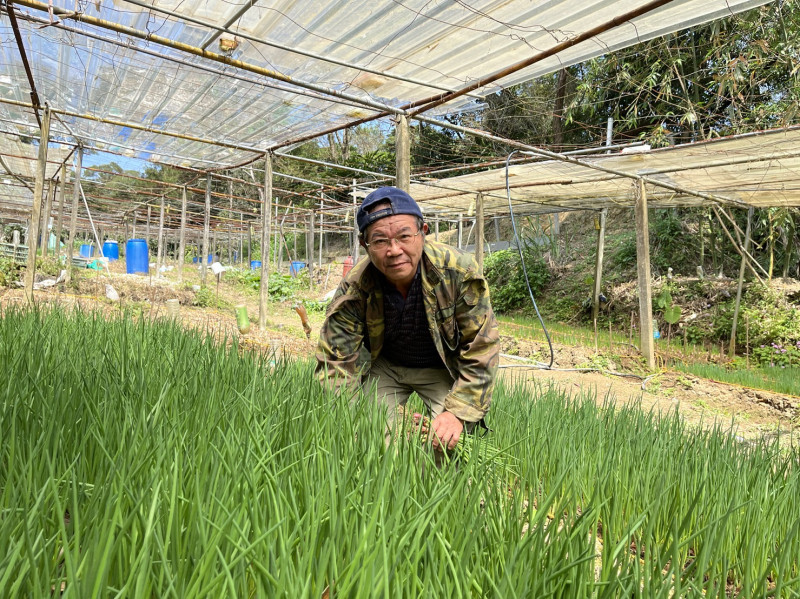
(316, 186, 499, 451)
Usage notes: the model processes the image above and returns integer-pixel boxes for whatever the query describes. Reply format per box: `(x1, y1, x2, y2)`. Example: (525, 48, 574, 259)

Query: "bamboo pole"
(634, 180, 655, 370)
(592, 208, 607, 324)
(474, 192, 485, 272)
(24, 106, 51, 300)
(259, 152, 273, 329)
(64, 146, 81, 287)
(177, 186, 187, 282)
(730, 207, 754, 355)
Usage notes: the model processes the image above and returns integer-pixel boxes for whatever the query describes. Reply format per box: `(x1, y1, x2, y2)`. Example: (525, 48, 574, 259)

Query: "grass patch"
(674, 363, 800, 398)
(1, 307, 799, 596)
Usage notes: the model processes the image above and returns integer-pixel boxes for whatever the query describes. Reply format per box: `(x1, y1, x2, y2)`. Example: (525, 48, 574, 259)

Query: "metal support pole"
(318, 196, 324, 267)
(177, 186, 187, 282)
(634, 181, 655, 370)
(457, 213, 463, 249)
(474, 192, 485, 271)
(156, 195, 165, 272)
(395, 115, 411, 192)
(228, 178, 233, 264)
(40, 179, 54, 256)
(259, 152, 273, 329)
(307, 211, 315, 289)
(201, 175, 211, 285)
(592, 208, 607, 324)
(247, 222, 252, 266)
(24, 105, 50, 299)
(64, 145, 81, 287)
(730, 207, 754, 355)
(146, 204, 152, 253)
(352, 179, 359, 259)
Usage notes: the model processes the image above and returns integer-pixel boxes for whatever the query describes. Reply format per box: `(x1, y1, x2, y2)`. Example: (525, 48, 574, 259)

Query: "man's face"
(362, 213, 428, 291)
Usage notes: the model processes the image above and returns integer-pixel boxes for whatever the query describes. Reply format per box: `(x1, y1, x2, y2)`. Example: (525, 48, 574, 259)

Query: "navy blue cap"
(357, 187, 424, 233)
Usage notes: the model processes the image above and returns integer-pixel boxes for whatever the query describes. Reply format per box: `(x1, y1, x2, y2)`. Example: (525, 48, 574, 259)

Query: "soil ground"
(5, 256, 797, 445)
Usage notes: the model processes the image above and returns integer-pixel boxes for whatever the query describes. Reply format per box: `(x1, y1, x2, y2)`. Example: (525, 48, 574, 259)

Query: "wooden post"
(259, 152, 273, 329)
(64, 145, 81, 287)
(177, 186, 187, 282)
(24, 106, 51, 299)
(634, 180, 655, 370)
(54, 165, 67, 254)
(201, 175, 211, 285)
(730, 207, 754, 355)
(156, 195, 165, 272)
(395, 115, 411, 192)
(592, 208, 607, 324)
(132, 211, 137, 239)
(474, 192, 485, 271)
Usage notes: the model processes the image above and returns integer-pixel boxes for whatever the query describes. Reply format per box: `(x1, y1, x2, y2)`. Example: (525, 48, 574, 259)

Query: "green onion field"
(1, 307, 799, 597)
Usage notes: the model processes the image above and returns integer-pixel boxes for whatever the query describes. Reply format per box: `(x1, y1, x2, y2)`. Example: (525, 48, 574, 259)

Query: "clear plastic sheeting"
(390, 127, 800, 217)
(0, 0, 770, 169)
(0, 136, 71, 218)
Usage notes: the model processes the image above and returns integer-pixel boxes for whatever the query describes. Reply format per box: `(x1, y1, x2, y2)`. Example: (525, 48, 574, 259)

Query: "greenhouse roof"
(1, 0, 771, 171)
(402, 127, 800, 217)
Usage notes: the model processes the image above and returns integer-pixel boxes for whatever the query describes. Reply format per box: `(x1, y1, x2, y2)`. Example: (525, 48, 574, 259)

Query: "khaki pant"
(364, 356, 471, 445)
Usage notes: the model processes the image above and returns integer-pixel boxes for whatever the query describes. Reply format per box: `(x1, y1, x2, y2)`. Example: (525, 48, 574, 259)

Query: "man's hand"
(430, 411, 463, 451)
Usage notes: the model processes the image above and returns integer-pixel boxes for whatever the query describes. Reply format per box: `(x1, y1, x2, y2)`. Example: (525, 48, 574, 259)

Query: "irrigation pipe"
(499, 354, 661, 390)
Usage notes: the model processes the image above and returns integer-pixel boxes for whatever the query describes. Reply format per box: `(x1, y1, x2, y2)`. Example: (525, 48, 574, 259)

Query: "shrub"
(484, 248, 550, 313)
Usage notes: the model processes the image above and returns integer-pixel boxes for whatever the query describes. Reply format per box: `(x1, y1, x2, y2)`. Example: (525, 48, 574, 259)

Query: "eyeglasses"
(364, 229, 422, 251)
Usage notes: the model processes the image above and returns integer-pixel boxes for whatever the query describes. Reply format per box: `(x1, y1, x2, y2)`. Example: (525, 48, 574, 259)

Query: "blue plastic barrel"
(251, 260, 262, 270)
(290, 261, 306, 277)
(102, 240, 119, 261)
(79, 244, 94, 258)
(126, 239, 149, 274)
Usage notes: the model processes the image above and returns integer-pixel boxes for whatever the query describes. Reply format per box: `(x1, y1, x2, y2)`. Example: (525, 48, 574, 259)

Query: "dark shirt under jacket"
(380, 266, 446, 369)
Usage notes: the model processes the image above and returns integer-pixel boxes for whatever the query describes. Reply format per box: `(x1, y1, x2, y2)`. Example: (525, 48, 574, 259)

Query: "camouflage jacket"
(316, 240, 499, 422)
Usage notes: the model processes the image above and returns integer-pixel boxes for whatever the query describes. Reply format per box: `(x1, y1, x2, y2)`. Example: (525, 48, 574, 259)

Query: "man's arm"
(315, 292, 367, 394)
(431, 269, 499, 449)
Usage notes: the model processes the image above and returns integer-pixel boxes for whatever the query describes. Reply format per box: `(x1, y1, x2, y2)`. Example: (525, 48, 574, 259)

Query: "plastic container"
(343, 256, 354, 277)
(102, 240, 119, 261)
(235, 305, 250, 334)
(290, 261, 306, 277)
(125, 239, 149, 274)
(165, 299, 180, 318)
(250, 260, 262, 270)
(79, 244, 94, 258)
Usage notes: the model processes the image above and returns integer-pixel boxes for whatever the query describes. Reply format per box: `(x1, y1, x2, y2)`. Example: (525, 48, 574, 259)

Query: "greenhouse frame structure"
(2, 0, 798, 367)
